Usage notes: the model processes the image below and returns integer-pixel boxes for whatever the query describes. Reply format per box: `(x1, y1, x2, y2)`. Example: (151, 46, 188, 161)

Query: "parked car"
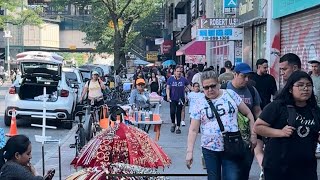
(4, 51, 77, 129)
(63, 67, 88, 103)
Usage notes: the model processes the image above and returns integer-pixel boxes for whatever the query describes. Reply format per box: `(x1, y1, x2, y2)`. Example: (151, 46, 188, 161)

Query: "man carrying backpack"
(80, 71, 106, 106)
(221, 63, 261, 180)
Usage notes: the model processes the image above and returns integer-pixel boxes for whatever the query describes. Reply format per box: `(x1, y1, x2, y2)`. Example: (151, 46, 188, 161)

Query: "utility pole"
(3, 8, 12, 74)
(205, 0, 214, 67)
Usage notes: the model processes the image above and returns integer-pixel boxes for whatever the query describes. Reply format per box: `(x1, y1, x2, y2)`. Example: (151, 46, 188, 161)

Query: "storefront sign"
(200, 18, 239, 29)
(186, 55, 206, 64)
(273, 0, 320, 18)
(161, 40, 173, 54)
(234, 40, 243, 65)
(146, 52, 158, 62)
(197, 28, 243, 41)
(237, 0, 260, 22)
(223, 0, 237, 15)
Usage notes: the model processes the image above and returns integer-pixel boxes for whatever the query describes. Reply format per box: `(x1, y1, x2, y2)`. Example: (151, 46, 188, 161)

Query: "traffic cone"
(6, 109, 18, 137)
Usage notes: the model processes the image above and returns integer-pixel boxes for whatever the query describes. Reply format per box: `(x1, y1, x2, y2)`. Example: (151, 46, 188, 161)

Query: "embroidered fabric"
(71, 123, 171, 169)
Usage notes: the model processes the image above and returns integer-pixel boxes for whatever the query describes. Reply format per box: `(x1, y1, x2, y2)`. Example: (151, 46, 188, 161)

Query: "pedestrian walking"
(279, 53, 301, 83)
(308, 58, 320, 154)
(192, 64, 205, 91)
(218, 60, 234, 85)
(166, 66, 192, 134)
(186, 64, 198, 84)
(221, 63, 262, 180)
(249, 59, 277, 179)
(187, 82, 204, 117)
(254, 71, 320, 180)
(148, 72, 160, 93)
(186, 70, 256, 180)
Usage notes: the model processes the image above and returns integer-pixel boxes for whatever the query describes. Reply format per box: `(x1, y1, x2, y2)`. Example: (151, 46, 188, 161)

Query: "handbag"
(99, 107, 110, 129)
(205, 96, 245, 159)
(225, 90, 251, 144)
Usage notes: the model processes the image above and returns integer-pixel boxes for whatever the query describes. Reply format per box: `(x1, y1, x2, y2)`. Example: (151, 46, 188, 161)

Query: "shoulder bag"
(205, 96, 245, 159)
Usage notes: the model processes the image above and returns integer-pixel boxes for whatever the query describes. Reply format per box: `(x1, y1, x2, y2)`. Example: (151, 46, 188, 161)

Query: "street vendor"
(129, 78, 150, 110)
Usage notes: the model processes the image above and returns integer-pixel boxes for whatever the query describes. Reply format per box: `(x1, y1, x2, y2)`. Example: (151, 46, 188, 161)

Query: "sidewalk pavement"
(34, 101, 261, 179)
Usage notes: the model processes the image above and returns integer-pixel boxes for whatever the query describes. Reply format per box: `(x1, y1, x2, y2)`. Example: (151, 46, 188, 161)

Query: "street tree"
(0, 0, 43, 28)
(53, 0, 161, 70)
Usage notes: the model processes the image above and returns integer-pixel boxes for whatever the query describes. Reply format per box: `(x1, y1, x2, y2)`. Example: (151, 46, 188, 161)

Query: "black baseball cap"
(224, 60, 232, 68)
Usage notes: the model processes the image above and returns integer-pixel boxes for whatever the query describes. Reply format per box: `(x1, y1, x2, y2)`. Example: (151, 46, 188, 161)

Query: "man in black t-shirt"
(250, 59, 277, 109)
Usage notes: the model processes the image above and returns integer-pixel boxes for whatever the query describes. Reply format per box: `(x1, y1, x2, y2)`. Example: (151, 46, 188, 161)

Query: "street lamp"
(3, 30, 12, 75)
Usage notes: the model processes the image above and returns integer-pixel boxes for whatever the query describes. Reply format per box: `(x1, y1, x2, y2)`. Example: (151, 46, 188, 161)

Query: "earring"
(289, 90, 292, 93)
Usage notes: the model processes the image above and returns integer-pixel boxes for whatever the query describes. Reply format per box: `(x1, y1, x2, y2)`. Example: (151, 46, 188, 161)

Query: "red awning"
(176, 41, 206, 56)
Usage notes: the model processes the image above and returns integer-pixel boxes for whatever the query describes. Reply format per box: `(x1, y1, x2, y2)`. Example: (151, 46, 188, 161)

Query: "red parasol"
(71, 123, 171, 168)
(66, 163, 165, 180)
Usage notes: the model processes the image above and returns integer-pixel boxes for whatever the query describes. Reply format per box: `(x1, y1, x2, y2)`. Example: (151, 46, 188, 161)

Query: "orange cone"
(6, 109, 18, 137)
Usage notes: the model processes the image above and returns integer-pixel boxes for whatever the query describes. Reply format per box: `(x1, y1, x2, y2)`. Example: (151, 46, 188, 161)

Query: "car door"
(65, 71, 79, 103)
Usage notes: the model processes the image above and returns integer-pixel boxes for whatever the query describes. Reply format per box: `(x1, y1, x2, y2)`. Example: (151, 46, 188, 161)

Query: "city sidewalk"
(35, 101, 262, 179)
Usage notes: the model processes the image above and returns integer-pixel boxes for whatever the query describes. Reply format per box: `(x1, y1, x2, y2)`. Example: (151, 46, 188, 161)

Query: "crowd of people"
(185, 53, 320, 180)
(1, 52, 320, 179)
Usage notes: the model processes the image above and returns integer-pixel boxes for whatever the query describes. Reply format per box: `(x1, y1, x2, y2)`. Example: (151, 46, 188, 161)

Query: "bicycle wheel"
(78, 127, 86, 150)
(86, 115, 94, 141)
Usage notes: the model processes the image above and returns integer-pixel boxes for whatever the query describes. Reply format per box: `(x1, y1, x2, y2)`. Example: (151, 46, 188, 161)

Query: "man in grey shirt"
(224, 63, 261, 180)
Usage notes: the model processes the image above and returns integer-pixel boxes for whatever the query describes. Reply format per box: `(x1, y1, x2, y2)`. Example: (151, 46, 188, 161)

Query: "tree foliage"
(52, 0, 162, 70)
(0, 0, 43, 28)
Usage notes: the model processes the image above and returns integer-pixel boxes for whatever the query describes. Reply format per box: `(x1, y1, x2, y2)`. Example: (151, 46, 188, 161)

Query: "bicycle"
(83, 97, 108, 141)
(69, 104, 87, 156)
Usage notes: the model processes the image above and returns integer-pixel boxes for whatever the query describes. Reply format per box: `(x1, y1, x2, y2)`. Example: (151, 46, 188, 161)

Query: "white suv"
(4, 51, 77, 129)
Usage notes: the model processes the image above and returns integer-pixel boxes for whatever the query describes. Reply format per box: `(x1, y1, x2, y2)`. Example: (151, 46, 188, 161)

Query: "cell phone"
(44, 169, 55, 180)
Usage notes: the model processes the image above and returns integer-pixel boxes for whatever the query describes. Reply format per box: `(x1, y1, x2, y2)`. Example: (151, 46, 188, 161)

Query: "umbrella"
(66, 163, 165, 180)
(162, 60, 176, 67)
(146, 63, 155, 67)
(71, 123, 171, 168)
(133, 59, 150, 66)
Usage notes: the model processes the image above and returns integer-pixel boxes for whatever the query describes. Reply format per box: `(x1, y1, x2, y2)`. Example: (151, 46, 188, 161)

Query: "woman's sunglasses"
(137, 83, 145, 86)
(203, 84, 217, 90)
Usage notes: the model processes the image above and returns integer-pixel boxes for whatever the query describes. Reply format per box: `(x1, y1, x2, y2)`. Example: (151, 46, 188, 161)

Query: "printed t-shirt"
(190, 89, 242, 152)
(259, 100, 320, 169)
(166, 76, 189, 101)
(188, 92, 205, 113)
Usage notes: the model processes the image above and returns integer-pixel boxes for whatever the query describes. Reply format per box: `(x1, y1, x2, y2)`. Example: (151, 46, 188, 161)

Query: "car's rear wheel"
(4, 112, 11, 126)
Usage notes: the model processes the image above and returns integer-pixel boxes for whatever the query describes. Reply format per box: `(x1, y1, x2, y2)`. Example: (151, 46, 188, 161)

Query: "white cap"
(92, 71, 99, 75)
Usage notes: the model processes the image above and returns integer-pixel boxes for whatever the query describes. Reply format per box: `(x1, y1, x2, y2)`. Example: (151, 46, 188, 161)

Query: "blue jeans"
(202, 147, 240, 180)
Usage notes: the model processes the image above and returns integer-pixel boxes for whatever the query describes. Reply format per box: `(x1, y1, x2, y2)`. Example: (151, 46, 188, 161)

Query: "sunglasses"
(137, 83, 145, 86)
(203, 84, 218, 90)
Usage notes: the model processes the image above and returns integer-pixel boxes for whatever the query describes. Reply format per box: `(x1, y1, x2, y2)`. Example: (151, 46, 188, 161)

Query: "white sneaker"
(181, 121, 186, 126)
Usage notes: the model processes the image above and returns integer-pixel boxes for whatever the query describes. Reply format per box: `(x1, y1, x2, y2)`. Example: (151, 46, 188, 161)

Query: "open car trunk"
(18, 77, 59, 102)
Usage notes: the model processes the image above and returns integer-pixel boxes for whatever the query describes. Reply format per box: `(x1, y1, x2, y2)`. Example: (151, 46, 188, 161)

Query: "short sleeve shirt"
(218, 72, 234, 84)
(259, 100, 320, 168)
(226, 82, 261, 110)
(188, 92, 205, 113)
(166, 76, 189, 101)
(190, 89, 242, 151)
